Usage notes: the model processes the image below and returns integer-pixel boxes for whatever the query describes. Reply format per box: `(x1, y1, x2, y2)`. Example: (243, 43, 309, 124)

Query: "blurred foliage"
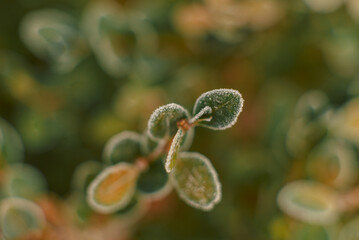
(2, 0, 359, 239)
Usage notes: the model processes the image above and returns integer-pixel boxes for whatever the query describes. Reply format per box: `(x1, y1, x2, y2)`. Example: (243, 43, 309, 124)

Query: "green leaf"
(87, 162, 138, 214)
(147, 103, 191, 140)
(193, 89, 244, 130)
(3, 164, 47, 200)
(137, 156, 171, 199)
(103, 131, 142, 165)
(0, 198, 45, 239)
(165, 129, 185, 173)
(171, 152, 221, 211)
(277, 180, 339, 225)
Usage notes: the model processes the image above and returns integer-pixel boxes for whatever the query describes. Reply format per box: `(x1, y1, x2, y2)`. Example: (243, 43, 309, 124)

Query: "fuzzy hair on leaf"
(193, 89, 244, 130)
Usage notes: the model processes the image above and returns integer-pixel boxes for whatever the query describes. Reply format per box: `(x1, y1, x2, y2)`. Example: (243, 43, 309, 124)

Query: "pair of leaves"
(148, 89, 243, 135)
(148, 89, 243, 173)
(0, 198, 45, 239)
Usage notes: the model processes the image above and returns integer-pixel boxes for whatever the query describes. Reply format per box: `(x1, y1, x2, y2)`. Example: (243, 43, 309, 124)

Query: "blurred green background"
(2, 0, 359, 239)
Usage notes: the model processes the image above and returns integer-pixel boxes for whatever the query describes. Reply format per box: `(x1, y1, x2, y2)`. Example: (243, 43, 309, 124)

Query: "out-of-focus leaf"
(307, 139, 358, 189)
(0, 198, 45, 239)
(277, 180, 339, 225)
(82, 1, 158, 78)
(19, 9, 87, 73)
(87, 163, 138, 214)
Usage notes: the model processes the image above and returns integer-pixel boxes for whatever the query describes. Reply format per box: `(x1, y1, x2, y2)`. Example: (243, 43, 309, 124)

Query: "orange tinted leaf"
(87, 163, 138, 214)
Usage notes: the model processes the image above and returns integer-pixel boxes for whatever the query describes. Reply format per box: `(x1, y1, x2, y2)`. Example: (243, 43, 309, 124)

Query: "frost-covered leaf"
(137, 156, 171, 199)
(147, 103, 191, 140)
(277, 180, 339, 225)
(193, 89, 243, 130)
(171, 152, 221, 211)
(165, 129, 185, 173)
(71, 161, 102, 193)
(19, 9, 86, 73)
(3, 164, 47, 199)
(0, 198, 45, 239)
(0, 118, 24, 166)
(103, 131, 142, 165)
(87, 163, 138, 214)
